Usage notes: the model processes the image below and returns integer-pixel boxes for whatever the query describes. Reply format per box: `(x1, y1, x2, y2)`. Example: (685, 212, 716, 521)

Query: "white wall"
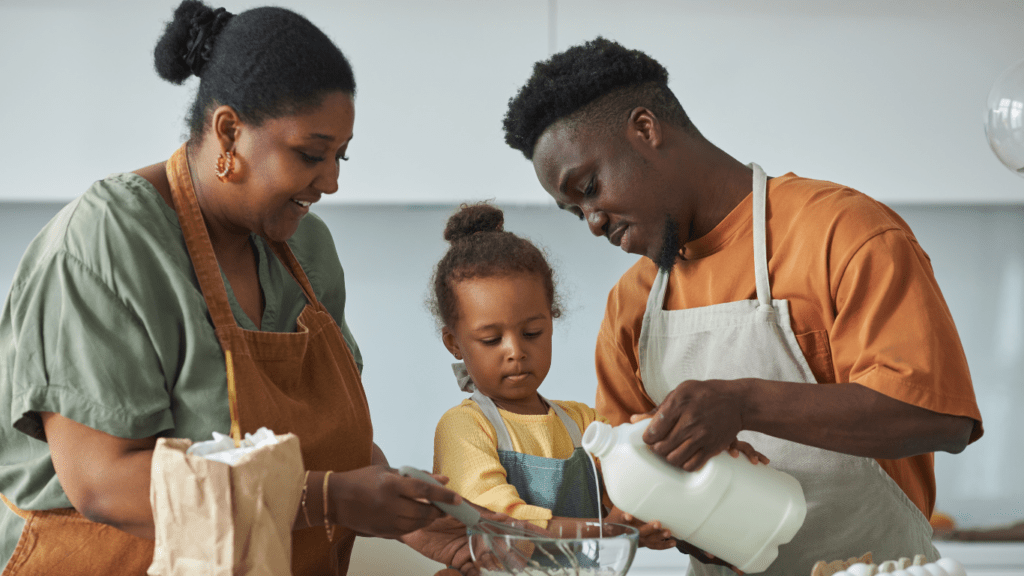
(1, 201, 1022, 531)
(1, 0, 1024, 204)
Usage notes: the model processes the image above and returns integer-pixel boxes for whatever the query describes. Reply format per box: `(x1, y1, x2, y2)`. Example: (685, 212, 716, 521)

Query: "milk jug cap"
(582, 421, 614, 459)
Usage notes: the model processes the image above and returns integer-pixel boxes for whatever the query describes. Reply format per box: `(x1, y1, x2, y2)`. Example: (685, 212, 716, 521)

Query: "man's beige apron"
(2, 144, 373, 575)
(637, 163, 936, 576)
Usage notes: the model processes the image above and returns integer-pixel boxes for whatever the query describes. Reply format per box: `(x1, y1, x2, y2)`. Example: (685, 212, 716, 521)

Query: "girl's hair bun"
(154, 0, 234, 84)
(443, 203, 505, 243)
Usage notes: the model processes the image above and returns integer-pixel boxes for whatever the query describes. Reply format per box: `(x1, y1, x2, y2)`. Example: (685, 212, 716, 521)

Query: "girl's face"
(442, 274, 553, 414)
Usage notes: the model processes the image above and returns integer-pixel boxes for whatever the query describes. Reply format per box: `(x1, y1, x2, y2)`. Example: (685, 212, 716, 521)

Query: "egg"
(847, 563, 877, 576)
(891, 570, 911, 576)
(922, 564, 948, 576)
(935, 558, 966, 576)
(906, 565, 929, 576)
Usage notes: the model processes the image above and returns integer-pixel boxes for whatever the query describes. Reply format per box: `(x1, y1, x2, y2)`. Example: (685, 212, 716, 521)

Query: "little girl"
(428, 202, 676, 549)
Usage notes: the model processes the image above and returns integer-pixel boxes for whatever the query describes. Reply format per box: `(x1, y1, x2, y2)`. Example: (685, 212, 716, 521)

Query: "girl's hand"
(403, 506, 519, 576)
(726, 439, 770, 465)
(329, 465, 461, 538)
(606, 507, 677, 550)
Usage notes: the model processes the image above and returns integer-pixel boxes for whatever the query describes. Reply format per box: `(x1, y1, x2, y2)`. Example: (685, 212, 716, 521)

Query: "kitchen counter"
(627, 542, 1024, 576)
(933, 541, 1024, 576)
(348, 531, 1024, 576)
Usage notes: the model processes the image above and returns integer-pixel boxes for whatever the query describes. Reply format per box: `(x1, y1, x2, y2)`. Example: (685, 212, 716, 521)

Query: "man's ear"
(627, 106, 663, 150)
(441, 327, 462, 360)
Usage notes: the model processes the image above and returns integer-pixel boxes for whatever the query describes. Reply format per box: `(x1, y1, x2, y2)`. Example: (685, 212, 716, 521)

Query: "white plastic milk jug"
(582, 420, 806, 574)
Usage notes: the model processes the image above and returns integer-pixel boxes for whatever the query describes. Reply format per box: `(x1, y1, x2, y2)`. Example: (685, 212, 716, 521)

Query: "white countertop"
(627, 542, 1024, 576)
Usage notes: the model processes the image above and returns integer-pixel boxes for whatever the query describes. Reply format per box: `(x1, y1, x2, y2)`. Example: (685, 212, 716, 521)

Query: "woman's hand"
(401, 515, 479, 576)
(327, 465, 461, 538)
(605, 507, 676, 550)
(401, 506, 518, 576)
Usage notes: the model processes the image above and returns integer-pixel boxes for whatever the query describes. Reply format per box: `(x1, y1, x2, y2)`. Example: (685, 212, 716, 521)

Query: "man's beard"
(655, 215, 681, 271)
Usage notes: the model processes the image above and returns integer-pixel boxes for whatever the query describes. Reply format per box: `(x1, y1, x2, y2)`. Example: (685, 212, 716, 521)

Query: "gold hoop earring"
(215, 150, 235, 182)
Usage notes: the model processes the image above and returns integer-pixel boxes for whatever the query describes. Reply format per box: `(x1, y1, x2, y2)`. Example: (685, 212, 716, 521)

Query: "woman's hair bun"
(443, 203, 505, 243)
(154, 0, 234, 84)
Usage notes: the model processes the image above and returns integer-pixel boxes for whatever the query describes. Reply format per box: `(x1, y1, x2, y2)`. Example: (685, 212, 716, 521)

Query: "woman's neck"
(186, 141, 252, 260)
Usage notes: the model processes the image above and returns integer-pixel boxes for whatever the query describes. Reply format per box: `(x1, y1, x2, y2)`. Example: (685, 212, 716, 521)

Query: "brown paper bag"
(148, 432, 305, 576)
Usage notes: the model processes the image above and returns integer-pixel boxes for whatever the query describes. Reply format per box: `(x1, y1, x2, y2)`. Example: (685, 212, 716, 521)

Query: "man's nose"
(584, 210, 609, 237)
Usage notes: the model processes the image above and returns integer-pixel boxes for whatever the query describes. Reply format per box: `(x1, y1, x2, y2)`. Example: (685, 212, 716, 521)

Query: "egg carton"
(812, 553, 966, 576)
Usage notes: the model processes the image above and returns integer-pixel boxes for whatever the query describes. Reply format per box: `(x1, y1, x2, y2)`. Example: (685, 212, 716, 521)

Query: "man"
(502, 37, 983, 576)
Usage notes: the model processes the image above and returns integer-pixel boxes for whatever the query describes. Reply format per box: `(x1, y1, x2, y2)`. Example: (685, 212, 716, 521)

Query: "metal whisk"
(398, 467, 637, 574)
(399, 466, 553, 570)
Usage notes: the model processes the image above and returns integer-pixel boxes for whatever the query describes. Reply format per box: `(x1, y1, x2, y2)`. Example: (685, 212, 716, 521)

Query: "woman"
(0, 2, 470, 574)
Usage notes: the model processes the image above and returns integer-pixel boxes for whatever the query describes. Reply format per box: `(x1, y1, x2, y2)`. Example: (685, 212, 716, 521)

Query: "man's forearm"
(740, 379, 974, 459)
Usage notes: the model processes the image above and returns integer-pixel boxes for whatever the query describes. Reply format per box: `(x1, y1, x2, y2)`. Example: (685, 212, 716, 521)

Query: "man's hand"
(726, 439, 769, 465)
(630, 379, 747, 471)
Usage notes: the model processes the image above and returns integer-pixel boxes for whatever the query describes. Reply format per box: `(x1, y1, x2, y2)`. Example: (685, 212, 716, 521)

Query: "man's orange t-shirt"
(595, 173, 984, 517)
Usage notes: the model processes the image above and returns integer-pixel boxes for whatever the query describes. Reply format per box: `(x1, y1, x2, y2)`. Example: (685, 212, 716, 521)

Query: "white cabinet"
(0, 1, 549, 205)
(3, 2, 1024, 204)
(554, 1, 1024, 204)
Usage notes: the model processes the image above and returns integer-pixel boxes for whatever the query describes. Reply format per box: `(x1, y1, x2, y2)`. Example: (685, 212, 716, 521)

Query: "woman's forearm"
(41, 412, 156, 539)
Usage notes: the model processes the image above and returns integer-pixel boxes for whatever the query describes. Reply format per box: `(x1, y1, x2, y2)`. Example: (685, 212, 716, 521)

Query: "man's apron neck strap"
(750, 162, 772, 309)
(644, 162, 772, 316)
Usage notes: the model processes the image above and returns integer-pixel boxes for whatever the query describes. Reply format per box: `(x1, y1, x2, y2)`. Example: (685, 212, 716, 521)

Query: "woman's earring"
(215, 150, 235, 182)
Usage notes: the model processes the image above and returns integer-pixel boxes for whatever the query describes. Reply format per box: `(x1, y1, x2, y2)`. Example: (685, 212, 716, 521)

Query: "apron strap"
(470, 392, 583, 451)
(641, 268, 671, 342)
(266, 240, 321, 309)
(471, 391, 515, 452)
(165, 144, 324, 330)
(750, 162, 772, 308)
(547, 400, 583, 447)
(643, 163, 771, 318)
(166, 144, 239, 332)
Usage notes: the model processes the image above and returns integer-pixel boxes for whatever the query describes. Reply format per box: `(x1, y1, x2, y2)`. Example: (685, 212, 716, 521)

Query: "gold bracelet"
(322, 471, 335, 542)
(300, 471, 312, 528)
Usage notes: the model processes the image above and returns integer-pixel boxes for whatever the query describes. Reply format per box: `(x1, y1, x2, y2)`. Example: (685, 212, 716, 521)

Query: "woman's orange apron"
(1, 143, 374, 575)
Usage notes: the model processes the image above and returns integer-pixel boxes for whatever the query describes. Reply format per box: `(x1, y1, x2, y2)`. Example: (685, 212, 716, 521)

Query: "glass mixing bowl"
(468, 520, 639, 576)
